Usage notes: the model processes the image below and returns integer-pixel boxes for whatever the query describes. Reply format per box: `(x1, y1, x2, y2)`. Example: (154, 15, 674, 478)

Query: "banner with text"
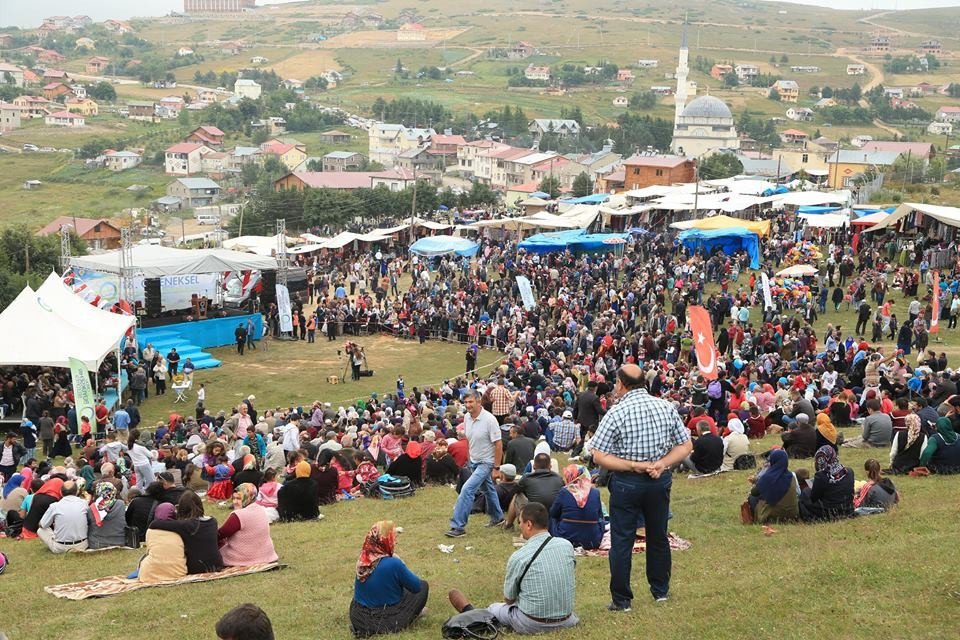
(69, 357, 97, 434)
(516, 275, 536, 311)
(276, 284, 294, 333)
(761, 272, 774, 310)
(932, 271, 941, 334)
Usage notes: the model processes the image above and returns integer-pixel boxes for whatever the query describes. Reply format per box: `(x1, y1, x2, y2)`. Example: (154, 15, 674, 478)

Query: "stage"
(137, 314, 263, 370)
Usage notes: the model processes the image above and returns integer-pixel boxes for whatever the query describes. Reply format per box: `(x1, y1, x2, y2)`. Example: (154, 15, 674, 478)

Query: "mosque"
(670, 26, 741, 158)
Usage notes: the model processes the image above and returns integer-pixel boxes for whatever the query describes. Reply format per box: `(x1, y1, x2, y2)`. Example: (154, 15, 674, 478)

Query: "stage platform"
(138, 314, 262, 370)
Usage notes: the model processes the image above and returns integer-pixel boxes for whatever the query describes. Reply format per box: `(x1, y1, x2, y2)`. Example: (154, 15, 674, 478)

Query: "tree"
(768, 88, 781, 101)
(571, 172, 593, 198)
(628, 90, 657, 110)
(88, 81, 116, 102)
(851, 83, 862, 103)
(466, 182, 499, 207)
(769, 55, 777, 64)
(723, 72, 739, 88)
(177, 107, 191, 126)
(821, 86, 834, 99)
(395, 58, 404, 77)
(539, 175, 561, 199)
(780, 54, 789, 64)
(697, 153, 744, 180)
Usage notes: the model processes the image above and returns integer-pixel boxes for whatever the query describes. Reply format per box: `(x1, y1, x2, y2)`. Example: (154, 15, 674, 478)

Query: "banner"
(69, 357, 97, 434)
(760, 272, 774, 310)
(931, 271, 940, 334)
(276, 284, 294, 333)
(69, 271, 219, 310)
(516, 275, 536, 311)
(688, 305, 719, 380)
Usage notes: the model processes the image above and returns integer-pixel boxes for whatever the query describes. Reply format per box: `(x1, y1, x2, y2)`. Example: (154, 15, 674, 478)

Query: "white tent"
(0, 286, 132, 371)
(69, 245, 279, 277)
(774, 190, 852, 207)
(705, 178, 778, 196)
(864, 202, 960, 233)
(36, 272, 135, 339)
(799, 212, 850, 228)
(222, 233, 299, 256)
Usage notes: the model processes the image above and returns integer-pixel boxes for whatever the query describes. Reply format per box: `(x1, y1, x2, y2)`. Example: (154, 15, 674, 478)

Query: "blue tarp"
(679, 227, 761, 269)
(796, 205, 841, 215)
(409, 235, 480, 257)
(518, 230, 629, 254)
(530, 191, 551, 199)
(761, 185, 790, 197)
(560, 193, 610, 205)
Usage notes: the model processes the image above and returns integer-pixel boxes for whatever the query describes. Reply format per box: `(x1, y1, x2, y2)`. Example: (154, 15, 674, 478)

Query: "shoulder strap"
(515, 535, 553, 594)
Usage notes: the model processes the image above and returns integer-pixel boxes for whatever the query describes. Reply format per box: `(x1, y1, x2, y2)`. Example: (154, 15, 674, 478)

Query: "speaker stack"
(260, 270, 277, 308)
(144, 278, 162, 317)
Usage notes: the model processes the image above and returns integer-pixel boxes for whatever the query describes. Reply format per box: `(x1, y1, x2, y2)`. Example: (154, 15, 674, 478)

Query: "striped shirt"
(503, 532, 576, 619)
(590, 389, 690, 462)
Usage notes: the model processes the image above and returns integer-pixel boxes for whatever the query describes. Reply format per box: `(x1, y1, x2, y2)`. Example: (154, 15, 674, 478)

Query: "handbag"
(740, 500, 754, 525)
(124, 525, 142, 549)
(441, 608, 500, 640)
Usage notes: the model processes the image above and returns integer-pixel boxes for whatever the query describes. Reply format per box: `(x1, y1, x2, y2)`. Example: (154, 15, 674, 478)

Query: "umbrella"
(776, 264, 819, 277)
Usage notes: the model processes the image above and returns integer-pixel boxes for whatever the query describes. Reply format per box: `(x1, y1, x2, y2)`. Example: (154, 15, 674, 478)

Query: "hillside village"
(1, 1, 960, 243)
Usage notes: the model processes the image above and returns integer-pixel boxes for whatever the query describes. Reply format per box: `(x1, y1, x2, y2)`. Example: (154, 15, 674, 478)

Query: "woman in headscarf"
(21, 476, 64, 539)
(721, 418, 751, 472)
(800, 445, 855, 522)
(150, 490, 223, 574)
(51, 417, 73, 458)
(828, 391, 853, 427)
(349, 520, 429, 638)
(217, 483, 279, 567)
(231, 454, 263, 489)
(549, 464, 603, 550)
(87, 482, 126, 549)
(747, 449, 799, 524)
(2, 473, 24, 500)
(386, 439, 423, 487)
(1, 474, 28, 536)
(919, 417, 960, 474)
(135, 502, 187, 583)
(277, 461, 320, 522)
(423, 439, 459, 485)
(889, 414, 927, 474)
(815, 413, 839, 452)
(78, 459, 96, 489)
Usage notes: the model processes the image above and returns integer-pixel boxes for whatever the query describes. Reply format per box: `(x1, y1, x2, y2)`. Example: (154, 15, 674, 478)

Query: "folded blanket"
(70, 545, 133, 554)
(45, 562, 285, 600)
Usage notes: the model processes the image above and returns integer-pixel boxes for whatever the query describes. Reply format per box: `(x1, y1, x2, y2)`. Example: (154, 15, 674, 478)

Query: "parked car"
(22, 143, 39, 152)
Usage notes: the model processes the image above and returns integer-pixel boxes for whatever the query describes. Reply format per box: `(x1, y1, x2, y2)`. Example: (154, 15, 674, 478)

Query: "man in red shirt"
(95, 400, 109, 434)
(448, 427, 469, 467)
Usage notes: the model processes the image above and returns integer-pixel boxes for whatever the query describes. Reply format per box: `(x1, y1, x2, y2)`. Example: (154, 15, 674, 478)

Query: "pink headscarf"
(154, 503, 176, 521)
(19, 467, 33, 489)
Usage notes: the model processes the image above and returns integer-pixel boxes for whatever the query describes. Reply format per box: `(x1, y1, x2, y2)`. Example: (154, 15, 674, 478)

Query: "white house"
(234, 78, 262, 100)
(524, 65, 551, 81)
(846, 64, 866, 75)
(613, 96, 629, 107)
(786, 107, 815, 122)
(528, 118, 581, 141)
(177, 47, 194, 57)
(250, 56, 268, 64)
(735, 64, 759, 83)
(928, 121, 953, 135)
(851, 134, 874, 148)
(44, 110, 85, 127)
(104, 149, 143, 171)
(936, 106, 960, 123)
(164, 142, 213, 175)
(637, 59, 659, 69)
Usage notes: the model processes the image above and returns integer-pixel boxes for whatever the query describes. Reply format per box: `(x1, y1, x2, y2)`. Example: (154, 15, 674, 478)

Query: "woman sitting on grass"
(888, 414, 927, 475)
(549, 464, 604, 550)
(800, 446, 854, 522)
(87, 482, 126, 549)
(217, 483, 279, 567)
(853, 459, 899, 511)
(277, 461, 319, 522)
(350, 520, 429, 638)
(135, 503, 186, 583)
(747, 449, 799, 524)
(919, 417, 960, 474)
(150, 490, 224, 574)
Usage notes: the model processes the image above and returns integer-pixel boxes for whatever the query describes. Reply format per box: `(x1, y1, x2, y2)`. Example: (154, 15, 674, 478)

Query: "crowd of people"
(3, 221, 960, 636)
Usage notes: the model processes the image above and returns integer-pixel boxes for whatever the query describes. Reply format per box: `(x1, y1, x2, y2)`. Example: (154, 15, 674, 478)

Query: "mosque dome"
(681, 95, 733, 120)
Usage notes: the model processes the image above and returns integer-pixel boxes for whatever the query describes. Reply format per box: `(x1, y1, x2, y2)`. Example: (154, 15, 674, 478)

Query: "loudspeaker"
(144, 278, 161, 317)
(260, 270, 277, 308)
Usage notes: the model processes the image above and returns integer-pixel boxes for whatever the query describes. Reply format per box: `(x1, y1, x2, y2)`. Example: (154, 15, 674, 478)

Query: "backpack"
(376, 474, 415, 500)
(733, 454, 757, 470)
(740, 336, 754, 359)
(707, 379, 723, 400)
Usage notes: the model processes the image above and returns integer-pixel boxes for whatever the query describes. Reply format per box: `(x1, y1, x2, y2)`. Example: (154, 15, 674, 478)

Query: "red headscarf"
(36, 477, 64, 500)
(356, 521, 397, 582)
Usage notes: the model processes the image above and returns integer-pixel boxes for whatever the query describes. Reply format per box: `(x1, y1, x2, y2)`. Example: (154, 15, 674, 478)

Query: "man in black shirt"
(681, 422, 724, 474)
(166, 348, 181, 376)
(574, 381, 604, 440)
(235, 324, 247, 355)
(503, 425, 535, 473)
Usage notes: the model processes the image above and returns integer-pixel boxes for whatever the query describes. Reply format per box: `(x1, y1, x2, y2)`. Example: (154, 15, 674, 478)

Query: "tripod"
(339, 349, 350, 383)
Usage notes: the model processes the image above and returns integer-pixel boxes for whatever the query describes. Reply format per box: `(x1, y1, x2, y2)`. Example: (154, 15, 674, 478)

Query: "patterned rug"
(513, 533, 691, 556)
(45, 562, 285, 600)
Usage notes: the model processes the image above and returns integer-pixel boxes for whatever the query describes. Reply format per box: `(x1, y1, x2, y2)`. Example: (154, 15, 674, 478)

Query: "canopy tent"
(669, 214, 770, 237)
(679, 227, 761, 269)
(799, 212, 849, 228)
(796, 205, 841, 215)
(560, 193, 610, 205)
(222, 233, 299, 256)
(378, 217, 454, 235)
(520, 196, 550, 207)
(518, 230, 630, 254)
(409, 235, 479, 257)
(864, 202, 960, 233)
(777, 264, 818, 277)
(0, 285, 133, 371)
(704, 178, 779, 196)
(319, 230, 392, 249)
(69, 245, 279, 277)
(471, 206, 600, 232)
(299, 232, 330, 244)
(529, 191, 551, 199)
(37, 272, 136, 339)
(286, 244, 326, 255)
(650, 192, 765, 214)
(850, 211, 889, 226)
(774, 190, 851, 207)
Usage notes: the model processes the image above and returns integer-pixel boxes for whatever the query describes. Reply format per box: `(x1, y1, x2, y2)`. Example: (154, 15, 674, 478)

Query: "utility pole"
(180, 216, 186, 246)
(693, 163, 700, 218)
(775, 155, 783, 184)
(409, 166, 418, 245)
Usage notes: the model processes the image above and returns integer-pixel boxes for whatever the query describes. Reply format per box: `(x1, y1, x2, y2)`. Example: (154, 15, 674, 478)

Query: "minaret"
(674, 21, 689, 126)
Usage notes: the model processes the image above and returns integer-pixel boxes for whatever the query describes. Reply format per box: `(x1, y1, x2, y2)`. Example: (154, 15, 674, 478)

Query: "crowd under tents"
(517, 229, 629, 254)
(679, 227, 761, 269)
(864, 202, 960, 235)
(0, 276, 135, 372)
(409, 235, 479, 257)
(669, 214, 771, 237)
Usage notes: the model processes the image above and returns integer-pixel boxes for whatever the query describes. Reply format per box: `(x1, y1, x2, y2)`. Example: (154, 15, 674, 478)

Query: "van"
(195, 213, 221, 225)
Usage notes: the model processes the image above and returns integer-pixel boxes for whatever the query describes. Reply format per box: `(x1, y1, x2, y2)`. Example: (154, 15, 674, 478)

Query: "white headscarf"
(726, 418, 745, 436)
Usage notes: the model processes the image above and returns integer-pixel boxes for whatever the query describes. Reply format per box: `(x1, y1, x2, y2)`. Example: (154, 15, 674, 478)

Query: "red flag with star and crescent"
(689, 305, 719, 381)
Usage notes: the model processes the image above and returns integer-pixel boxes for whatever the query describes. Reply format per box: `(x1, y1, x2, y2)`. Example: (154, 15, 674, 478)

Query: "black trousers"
(349, 583, 429, 638)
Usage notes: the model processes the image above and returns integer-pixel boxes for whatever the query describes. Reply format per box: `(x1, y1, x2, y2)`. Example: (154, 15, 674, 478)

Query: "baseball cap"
(562, 410, 573, 419)
(499, 464, 517, 479)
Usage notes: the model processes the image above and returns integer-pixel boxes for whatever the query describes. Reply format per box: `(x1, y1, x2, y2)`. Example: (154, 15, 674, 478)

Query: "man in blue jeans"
(591, 365, 691, 611)
(445, 390, 504, 537)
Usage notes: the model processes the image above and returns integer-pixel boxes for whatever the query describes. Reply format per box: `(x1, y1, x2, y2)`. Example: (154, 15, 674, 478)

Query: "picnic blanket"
(70, 545, 134, 554)
(513, 533, 691, 556)
(45, 562, 285, 600)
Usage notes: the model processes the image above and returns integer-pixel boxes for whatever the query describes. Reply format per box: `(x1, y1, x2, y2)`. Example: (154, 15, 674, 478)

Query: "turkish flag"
(931, 271, 940, 334)
(689, 305, 719, 380)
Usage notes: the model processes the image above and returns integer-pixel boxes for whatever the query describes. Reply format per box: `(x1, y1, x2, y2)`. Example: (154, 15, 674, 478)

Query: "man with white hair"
(781, 413, 818, 459)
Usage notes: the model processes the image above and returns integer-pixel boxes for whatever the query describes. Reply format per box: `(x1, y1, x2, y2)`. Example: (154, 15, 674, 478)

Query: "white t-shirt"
(465, 408, 501, 465)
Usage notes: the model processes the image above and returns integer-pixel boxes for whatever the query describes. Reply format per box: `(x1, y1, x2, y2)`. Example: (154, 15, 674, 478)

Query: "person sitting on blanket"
(216, 603, 275, 640)
(150, 490, 224, 574)
(218, 483, 279, 568)
(86, 482, 126, 549)
(349, 520, 429, 638)
(135, 502, 187, 583)
(448, 502, 579, 634)
(549, 465, 604, 550)
(277, 461, 320, 522)
(680, 421, 723, 474)
(38, 480, 89, 553)
(746, 449, 799, 524)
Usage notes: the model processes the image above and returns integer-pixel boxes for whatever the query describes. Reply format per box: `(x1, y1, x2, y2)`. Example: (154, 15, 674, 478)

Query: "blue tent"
(560, 193, 610, 205)
(518, 230, 628, 254)
(761, 185, 790, 197)
(569, 232, 629, 252)
(409, 235, 479, 257)
(796, 205, 841, 215)
(679, 227, 761, 269)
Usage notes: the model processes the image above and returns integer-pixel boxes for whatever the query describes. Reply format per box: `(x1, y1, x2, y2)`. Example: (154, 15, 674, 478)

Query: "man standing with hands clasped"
(445, 390, 504, 537)
(590, 365, 692, 611)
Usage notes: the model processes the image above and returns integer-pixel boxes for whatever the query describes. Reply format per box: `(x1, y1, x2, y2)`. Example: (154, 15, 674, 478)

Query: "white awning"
(799, 212, 850, 228)
(774, 190, 852, 207)
(69, 245, 279, 277)
(864, 202, 960, 233)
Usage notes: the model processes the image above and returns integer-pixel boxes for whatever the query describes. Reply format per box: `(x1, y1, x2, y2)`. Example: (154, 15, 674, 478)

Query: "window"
(655, 169, 663, 177)
(802, 154, 809, 163)
(633, 168, 640, 175)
